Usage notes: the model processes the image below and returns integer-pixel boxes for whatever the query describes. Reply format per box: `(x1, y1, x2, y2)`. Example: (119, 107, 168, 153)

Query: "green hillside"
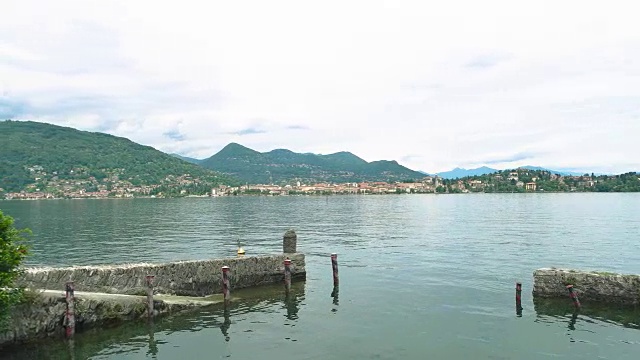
(199, 143, 426, 184)
(0, 120, 237, 195)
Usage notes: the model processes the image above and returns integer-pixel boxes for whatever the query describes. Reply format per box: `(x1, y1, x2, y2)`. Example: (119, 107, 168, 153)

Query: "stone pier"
(16, 253, 305, 297)
(0, 290, 217, 346)
(2, 230, 306, 348)
(533, 268, 640, 306)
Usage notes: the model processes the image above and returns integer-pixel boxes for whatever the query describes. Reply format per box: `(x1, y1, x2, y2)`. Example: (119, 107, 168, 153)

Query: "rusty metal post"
(515, 282, 523, 316)
(222, 266, 231, 304)
(566, 284, 581, 309)
(65, 281, 75, 338)
(146, 275, 155, 318)
(284, 258, 292, 293)
(331, 253, 339, 287)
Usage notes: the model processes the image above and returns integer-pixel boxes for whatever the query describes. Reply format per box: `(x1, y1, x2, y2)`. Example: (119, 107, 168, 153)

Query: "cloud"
(400, 154, 423, 162)
(232, 127, 267, 136)
(285, 124, 310, 130)
(0, 0, 638, 174)
(484, 152, 537, 165)
(465, 53, 510, 69)
(0, 97, 32, 119)
(163, 129, 186, 141)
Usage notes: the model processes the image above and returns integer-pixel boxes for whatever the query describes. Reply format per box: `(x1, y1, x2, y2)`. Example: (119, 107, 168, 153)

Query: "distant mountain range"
(169, 154, 201, 165)
(192, 143, 426, 184)
(0, 120, 612, 194)
(432, 166, 499, 179)
(431, 166, 590, 179)
(172, 145, 601, 182)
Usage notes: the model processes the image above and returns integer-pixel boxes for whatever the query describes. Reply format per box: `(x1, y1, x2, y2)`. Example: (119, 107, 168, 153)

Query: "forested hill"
(199, 143, 426, 184)
(0, 120, 237, 194)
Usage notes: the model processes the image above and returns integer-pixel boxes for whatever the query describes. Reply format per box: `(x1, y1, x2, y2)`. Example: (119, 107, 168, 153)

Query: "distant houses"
(3, 165, 639, 200)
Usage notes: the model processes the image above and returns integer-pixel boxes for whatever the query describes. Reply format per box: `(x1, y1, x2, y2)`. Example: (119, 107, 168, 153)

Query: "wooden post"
(331, 253, 339, 287)
(515, 282, 523, 316)
(284, 258, 292, 293)
(566, 284, 581, 309)
(222, 266, 231, 303)
(146, 275, 155, 318)
(65, 281, 75, 338)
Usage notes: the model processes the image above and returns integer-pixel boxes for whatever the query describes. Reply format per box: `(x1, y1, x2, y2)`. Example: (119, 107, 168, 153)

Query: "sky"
(1, 1, 638, 174)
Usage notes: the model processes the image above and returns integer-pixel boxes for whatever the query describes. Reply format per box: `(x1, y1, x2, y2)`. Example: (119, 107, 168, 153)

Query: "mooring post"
(283, 229, 297, 253)
(284, 258, 292, 293)
(146, 275, 155, 318)
(65, 281, 75, 338)
(566, 284, 581, 309)
(222, 266, 231, 304)
(331, 253, 339, 287)
(515, 282, 523, 316)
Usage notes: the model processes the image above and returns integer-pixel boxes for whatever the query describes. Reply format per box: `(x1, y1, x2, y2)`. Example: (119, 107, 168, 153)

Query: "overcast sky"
(1, 1, 638, 173)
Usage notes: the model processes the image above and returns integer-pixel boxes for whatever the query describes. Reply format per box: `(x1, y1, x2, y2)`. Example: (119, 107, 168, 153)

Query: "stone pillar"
(283, 229, 297, 254)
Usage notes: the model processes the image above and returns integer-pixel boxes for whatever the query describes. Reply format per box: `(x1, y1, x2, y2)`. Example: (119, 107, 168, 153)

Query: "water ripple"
(2, 194, 640, 360)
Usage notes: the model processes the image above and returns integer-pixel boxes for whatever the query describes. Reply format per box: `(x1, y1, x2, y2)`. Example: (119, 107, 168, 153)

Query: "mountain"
(199, 143, 425, 184)
(435, 165, 600, 179)
(170, 153, 202, 165)
(519, 166, 585, 176)
(436, 166, 498, 179)
(0, 120, 236, 193)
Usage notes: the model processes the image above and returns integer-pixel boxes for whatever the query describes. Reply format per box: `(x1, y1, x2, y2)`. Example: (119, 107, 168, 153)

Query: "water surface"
(1, 194, 639, 359)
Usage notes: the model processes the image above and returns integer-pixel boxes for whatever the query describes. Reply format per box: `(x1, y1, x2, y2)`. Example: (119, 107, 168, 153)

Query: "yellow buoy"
(236, 238, 246, 255)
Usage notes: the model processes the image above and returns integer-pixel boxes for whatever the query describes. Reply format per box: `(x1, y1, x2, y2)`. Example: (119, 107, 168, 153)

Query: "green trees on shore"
(453, 169, 640, 193)
(0, 210, 30, 328)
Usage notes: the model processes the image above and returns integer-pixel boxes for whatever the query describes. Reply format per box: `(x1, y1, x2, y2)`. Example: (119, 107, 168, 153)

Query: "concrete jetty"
(1, 230, 305, 348)
(16, 253, 305, 297)
(0, 290, 222, 346)
(533, 268, 640, 306)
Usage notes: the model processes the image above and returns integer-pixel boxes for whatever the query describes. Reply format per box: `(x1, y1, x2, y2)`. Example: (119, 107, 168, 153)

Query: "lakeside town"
(2, 165, 638, 200)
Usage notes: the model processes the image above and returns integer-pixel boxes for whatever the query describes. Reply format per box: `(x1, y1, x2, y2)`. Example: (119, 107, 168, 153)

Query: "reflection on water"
(331, 285, 339, 312)
(568, 311, 579, 331)
(146, 320, 158, 359)
(533, 297, 640, 331)
(220, 307, 231, 342)
(67, 338, 76, 360)
(0, 282, 306, 360)
(284, 293, 301, 321)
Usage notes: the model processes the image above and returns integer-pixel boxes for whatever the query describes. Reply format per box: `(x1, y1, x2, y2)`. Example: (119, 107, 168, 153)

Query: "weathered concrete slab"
(16, 253, 306, 297)
(0, 289, 220, 347)
(533, 268, 640, 306)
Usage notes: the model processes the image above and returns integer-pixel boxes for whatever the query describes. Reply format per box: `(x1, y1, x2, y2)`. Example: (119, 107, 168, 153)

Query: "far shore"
(3, 191, 637, 201)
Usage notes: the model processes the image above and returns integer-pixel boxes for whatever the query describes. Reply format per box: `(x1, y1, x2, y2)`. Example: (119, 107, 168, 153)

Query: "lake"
(1, 194, 639, 359)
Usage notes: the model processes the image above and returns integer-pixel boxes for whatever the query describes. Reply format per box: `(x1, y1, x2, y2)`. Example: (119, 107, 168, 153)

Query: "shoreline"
(2, 191, 639, 201)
